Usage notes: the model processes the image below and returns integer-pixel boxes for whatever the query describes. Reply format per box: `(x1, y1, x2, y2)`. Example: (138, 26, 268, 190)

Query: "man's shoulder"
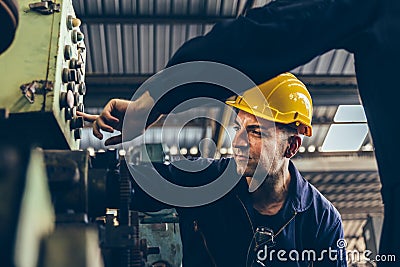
(290, 161, 341, 222)
(307, 181, 342, 221)
(292, 174, 344, 247)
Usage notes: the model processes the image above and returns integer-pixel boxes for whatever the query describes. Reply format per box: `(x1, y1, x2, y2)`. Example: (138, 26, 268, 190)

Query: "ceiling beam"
(293, 156, 378, 171)
(81, 15, 234, 25)
(299, 75, 357, 86)
(86, 74, 358, 86)
(338, 206, 383, 215)
(85, 74, 150, 86)
(84, 74, 361, 107)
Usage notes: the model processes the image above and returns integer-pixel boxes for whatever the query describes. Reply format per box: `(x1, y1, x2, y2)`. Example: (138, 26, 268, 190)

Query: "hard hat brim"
(226, 100, 312, 137)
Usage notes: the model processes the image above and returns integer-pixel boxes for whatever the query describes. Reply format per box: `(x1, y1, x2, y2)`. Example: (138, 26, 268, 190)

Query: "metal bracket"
(29, 1, 60, 15)
(20, 80, 53, 104)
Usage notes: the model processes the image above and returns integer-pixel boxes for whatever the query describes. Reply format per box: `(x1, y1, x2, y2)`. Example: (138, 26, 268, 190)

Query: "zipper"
(236, 194, 258, 267)
(236, 194, 299, 267)
(236, 194, 255, 235)
(193, 220, 218, 267)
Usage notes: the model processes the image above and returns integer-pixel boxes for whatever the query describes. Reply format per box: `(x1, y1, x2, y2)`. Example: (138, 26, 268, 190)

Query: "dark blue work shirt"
(130, 158, 347, 267)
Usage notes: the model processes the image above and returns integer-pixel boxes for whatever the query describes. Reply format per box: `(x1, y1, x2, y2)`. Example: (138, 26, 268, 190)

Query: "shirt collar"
(234, 159, 313, 213)
(288, 160, 313, 213)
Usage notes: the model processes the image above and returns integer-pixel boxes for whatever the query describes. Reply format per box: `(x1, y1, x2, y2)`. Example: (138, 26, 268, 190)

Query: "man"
(145, 1, 399, 262)
(79, 73, 346, 266)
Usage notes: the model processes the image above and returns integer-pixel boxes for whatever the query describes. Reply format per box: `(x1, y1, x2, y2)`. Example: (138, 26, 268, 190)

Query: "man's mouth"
(234, 154, 250, 160)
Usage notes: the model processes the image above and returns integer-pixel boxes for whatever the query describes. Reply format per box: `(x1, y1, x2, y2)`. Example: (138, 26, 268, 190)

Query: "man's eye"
(251, 130, 262, 136)
(252, 130, 271, 138)
(233, 125, 240, 131)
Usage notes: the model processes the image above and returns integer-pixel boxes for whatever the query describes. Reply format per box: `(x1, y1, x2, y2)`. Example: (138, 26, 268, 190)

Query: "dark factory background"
(0, 0, 383, 267)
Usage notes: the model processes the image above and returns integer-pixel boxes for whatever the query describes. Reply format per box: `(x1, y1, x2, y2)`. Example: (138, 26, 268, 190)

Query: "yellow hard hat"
(226, 73, 313, 136)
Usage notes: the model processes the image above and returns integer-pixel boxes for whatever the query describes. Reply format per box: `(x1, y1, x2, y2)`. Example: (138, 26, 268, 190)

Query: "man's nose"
(232, 128, 248, 148)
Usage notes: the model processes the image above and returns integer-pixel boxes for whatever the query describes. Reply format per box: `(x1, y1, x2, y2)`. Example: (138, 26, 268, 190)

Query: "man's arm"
(80, 0, 378, 145)
(151, 0, 378, 115)
(77, 91, 161, 145)
(314, 216, 347, 266)
(129, 157, 236, 211)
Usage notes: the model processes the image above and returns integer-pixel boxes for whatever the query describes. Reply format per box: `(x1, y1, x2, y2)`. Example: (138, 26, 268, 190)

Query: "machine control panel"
(0, 0, 87, 150)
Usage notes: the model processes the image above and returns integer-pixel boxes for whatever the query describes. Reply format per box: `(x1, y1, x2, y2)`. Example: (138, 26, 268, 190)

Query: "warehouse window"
(321, 105, 369, 152)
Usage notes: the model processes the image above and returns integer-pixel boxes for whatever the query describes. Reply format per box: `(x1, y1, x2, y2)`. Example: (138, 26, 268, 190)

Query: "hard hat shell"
(226, 73, 313, 136)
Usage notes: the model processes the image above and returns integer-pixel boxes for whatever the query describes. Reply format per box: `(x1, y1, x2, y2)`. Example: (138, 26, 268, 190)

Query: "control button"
(66, 15, 73, 30)
(67, 15, 81, 30)
(64, 45, 72, 60)
(78, 82, 86, 95)
(72, 18, 81, 28)
(74, 128, 82, 140)
(73, 92, 80, 106)
(60, 91, 74, 109)
(67, 82, 76, 92)
(71, 30, 84, 44)
(65, 107, 77, 121)
(62, 68, 69, 83)
(70, 116, 84, 129)
(62, 69, 78, 83)
(76, 70, 82, 83)
(69, 58, 83, 70)
(77, 103, 84, 113)
(69, 69, 77, 82)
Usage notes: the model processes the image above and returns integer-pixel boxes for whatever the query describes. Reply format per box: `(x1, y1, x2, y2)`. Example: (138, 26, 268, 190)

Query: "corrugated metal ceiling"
(72, 0, 355, 76)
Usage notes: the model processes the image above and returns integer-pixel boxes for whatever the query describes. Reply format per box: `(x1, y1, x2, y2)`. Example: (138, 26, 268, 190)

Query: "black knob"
(77, 103, 84, 113)
(73, 92, 80, 106)
(69, 69, 77, 82)
(70, 116, 84, 129)
(74, 128, 82, 140)
(67, 82, 76, 92)
(60, 91, 74, 109)
(62, 68, 77, 83)
(76, 70, 82, 83)
(62, 68, 69, 83)
(69, 58, 83, 70)
(65, 107, 76, 121)
(66, 15, 73, 30)
(71, 30, 84, 44)
(78, 82, 86, 95)
(64, 45, 72, 60)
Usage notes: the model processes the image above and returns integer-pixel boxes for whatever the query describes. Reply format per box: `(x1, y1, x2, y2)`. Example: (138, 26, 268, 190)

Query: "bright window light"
(334, 105, 367, 122)
(321, 124, 369, 152)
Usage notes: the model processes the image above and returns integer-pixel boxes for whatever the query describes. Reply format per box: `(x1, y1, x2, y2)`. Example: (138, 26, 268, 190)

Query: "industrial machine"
(0, 0, 98, 265)
(0, 2, 180, 265)
(0, 0, 86, 149)
(42, 147, 182, 267)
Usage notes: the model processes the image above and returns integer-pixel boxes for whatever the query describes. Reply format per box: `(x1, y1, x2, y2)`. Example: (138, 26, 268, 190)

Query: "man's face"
(232, 110, 288, 178)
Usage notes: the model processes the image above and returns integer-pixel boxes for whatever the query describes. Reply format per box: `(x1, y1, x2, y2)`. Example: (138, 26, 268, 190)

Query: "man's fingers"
(105, 135, 122, 146)
(96, 116, 115, 133)
(76, 111, 98, 122)
(102, 101, 120, 123)
(101, 112, 120, 124)
(92, 120, 103, 140)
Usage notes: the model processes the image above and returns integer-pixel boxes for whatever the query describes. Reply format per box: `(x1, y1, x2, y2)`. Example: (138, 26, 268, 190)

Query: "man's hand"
(77, 91, 157, 146)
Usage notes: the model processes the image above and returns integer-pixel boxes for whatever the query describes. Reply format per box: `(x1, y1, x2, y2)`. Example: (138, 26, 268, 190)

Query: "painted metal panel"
(0, 0, 86, 149)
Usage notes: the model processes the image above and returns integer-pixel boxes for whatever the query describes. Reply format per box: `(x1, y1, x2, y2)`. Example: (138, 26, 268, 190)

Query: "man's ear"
(285, 135, 302, 158)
